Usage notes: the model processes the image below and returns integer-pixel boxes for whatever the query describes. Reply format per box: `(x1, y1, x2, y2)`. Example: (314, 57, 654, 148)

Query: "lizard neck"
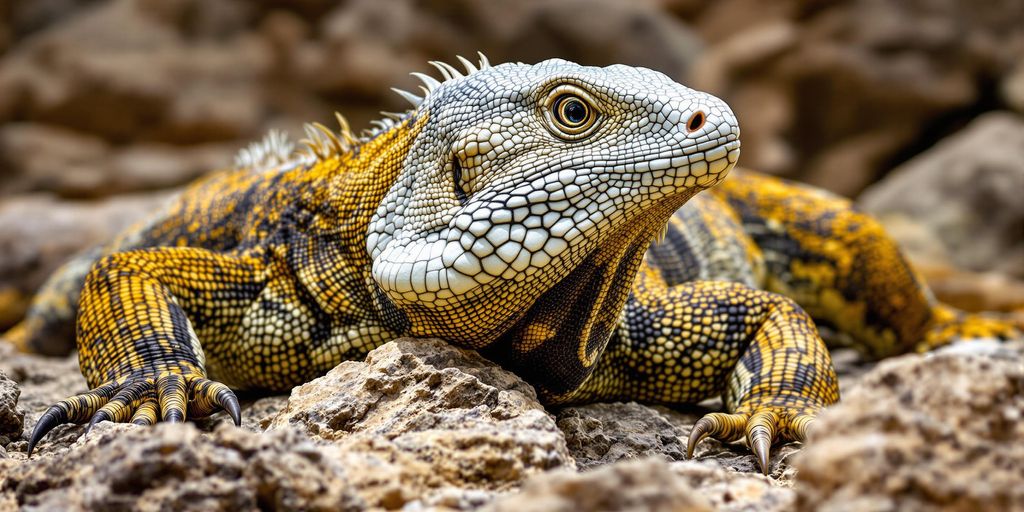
(480, 191, 699, 400)
(323, 115, 426, 260)
(290, 115, 427, 324)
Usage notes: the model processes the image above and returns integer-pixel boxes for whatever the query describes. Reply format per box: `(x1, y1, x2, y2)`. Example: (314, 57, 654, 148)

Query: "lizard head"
(368, 56, 739, 377)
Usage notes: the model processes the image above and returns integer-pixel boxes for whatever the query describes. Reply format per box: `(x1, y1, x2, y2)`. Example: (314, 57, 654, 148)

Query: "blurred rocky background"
(0, 0, 1023, 510)
(1, 0, 1023, 330)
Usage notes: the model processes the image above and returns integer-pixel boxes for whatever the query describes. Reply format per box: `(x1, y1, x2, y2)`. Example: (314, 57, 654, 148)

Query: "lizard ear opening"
(452, 157, 468, 205)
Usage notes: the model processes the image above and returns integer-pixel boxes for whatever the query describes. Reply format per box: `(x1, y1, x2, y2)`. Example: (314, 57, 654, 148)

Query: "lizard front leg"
(562, 264, 839, 474)
(28, 247, 267, 455)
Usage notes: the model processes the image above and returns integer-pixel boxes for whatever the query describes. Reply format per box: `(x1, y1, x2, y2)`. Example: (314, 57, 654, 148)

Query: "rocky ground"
(0, 337, 1021, 511)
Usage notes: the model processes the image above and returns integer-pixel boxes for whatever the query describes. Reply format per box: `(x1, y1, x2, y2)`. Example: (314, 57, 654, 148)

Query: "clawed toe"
(686, 408, 816, 475)
(27, 373, 240, 457)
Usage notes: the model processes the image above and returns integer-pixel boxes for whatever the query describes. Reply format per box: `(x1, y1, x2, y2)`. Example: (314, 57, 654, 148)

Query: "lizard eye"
(542, 85, 600, 140)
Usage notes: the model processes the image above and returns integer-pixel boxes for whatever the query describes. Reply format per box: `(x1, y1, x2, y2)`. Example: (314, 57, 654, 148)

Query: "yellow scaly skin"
(2, 56, 1017, 474)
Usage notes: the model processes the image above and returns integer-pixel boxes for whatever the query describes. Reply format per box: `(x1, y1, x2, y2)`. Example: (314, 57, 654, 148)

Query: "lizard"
(3, 55, 1019, 474)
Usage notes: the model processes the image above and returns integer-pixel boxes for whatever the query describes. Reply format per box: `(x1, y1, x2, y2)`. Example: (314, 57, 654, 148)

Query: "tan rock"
(1002, 62, 1024, 114)
(0, 343, 90, 458)
(556, 402, 689, 471)
(669, 460, 795, 512)
(0, 371, 22, 447)
(692, 0, 1024, 196)
(0, 0, 269, 144)
(794, 347, 1024, 511)
(1, 423, 365, 511)
(556, 400, 806, 479)
(484, 457, 792, 512)
(0, 123, 234, 198)
(268, 338, 574, 507)
(304, 0, 703, 124)
(482, 458, 713, 512)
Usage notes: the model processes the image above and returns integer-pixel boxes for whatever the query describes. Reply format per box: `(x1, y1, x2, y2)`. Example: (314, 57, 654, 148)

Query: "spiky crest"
(235, 53, 493, 168)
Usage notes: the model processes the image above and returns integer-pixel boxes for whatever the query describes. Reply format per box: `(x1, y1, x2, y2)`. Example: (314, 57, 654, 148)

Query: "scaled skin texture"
(3, 56, 1018, 474)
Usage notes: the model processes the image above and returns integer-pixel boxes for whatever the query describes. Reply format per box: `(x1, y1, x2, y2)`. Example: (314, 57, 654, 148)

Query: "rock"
(268, 338, 574, 507)
(0, 123, 107, 197)
(556, 401, 803, 479)
(193, 394, 291, 435)
(483, 456, 794, 512)
(1, 422, 366, 511)
(482, 458, 713, 512)
(0, 123, 235, 199)
(0, 344, 91, 457)
(859, 112, 1024, 279)
(556, 402, 688, 471)
(794, 347, 1024, 511)
(301, 0, 703, 120)
(1002, 62, 1024, 114)
(0, 191, 172, 330)
(0, 371, 23, 446)
(669, 460, 795, 512)
(691, 0, 1024, 196)
(0, 0, 270, 144)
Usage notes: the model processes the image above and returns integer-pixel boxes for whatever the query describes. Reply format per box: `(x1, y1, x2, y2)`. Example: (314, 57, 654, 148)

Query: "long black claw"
(86, 410, 112, 434)
(751, 436, 771, 475)
(28, 406, 67, 457)
(686, 418, 713, 459)
(217, 389, 242, 427)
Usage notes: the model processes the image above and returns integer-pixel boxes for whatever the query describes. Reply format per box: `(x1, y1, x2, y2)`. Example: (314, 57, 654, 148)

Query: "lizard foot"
(28, 372, 239, 456)
(686, 406, 816, 475)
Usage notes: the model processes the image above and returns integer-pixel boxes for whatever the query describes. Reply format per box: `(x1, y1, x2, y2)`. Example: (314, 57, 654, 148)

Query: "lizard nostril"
(686, 111, 706, 133)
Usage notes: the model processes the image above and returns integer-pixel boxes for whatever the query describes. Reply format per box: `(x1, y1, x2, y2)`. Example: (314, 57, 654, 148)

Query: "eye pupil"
(563, 100, 587, 124)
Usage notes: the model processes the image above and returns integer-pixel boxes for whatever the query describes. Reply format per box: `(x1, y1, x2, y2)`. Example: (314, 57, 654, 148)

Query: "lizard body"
(3, 56, 1017, 473)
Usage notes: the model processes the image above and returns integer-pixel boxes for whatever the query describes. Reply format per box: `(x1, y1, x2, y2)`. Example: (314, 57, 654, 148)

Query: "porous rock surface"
(267, 338, 574, 505)
(0, 371, 23, 451)
(555, 401, 802, 479)
(795, 343, 1024, 512)
(0, 337, 793, 511)
(482, 458, 714, 512)
(2, 423, 365, 512)
(1, 334, 1022, 511)
(483, 457, 796, 512)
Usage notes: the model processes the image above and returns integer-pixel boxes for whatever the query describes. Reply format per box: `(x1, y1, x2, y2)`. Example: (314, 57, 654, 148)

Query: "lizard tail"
(1, 309, 77, 356)
(916, 303, 1023, 352)
(1, 251, 100, 356)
